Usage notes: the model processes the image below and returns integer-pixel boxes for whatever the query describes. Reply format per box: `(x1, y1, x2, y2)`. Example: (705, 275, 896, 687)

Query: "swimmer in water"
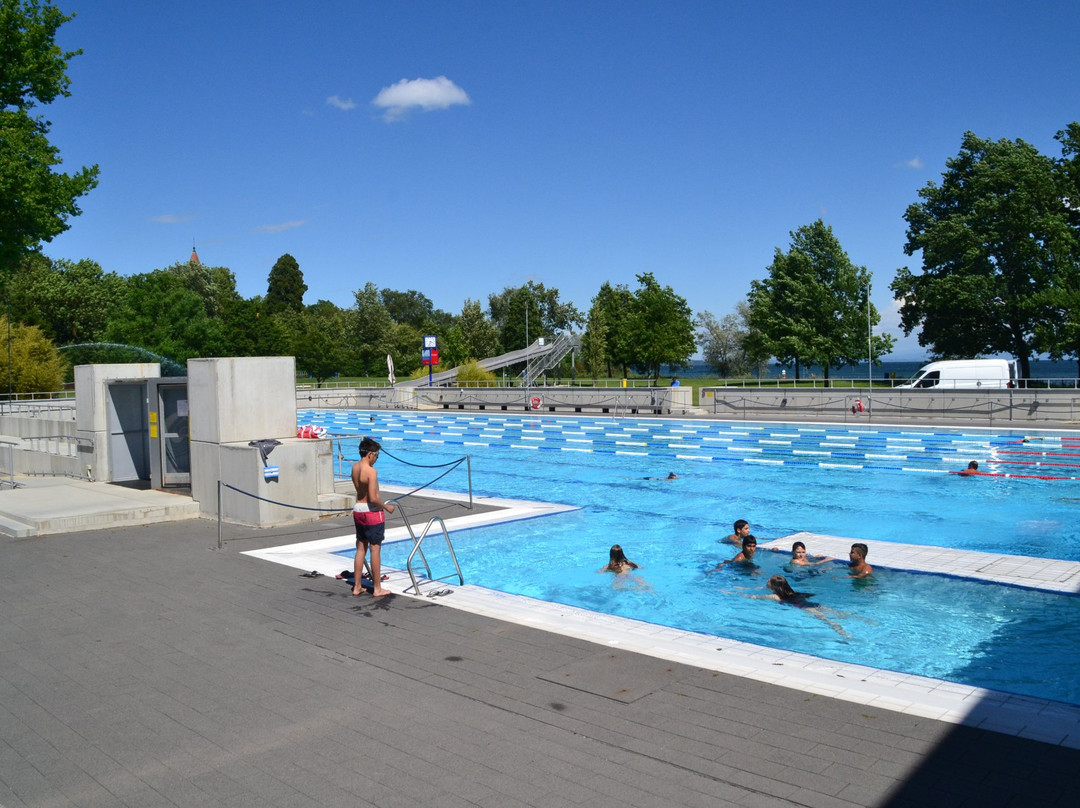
(724, 519, 751, 546)
(600, 544, 651, 590)
(790, 541, 835, 566)
(710, 535, 757, 572)
(748, 575, 849, 636)
(958, 460, 981, 476)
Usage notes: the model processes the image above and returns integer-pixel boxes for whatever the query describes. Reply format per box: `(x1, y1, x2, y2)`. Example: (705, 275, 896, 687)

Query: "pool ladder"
(394, 500, 465, 595)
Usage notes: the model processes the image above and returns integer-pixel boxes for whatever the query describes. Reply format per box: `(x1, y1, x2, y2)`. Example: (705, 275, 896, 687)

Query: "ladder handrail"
(393, 499, 465, 595)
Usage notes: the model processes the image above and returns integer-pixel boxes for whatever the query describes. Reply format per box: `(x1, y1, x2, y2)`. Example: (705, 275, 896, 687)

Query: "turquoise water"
(306, 410, 1080, 704)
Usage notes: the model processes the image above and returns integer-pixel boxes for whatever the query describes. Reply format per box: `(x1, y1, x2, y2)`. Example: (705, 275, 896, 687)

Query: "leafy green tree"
(105, 270, 227, 364)
(1042, 123, 1080, 375)
(7, 253, 123, 343)
(749, 220, 891, 382)
(265, 253, 306, 314)
(0, 314, 65, 393)
(285, 302, 346, 385)
(580, 297, 608, 379)
(892, 129, 1079, 380)
(592, 281, 634, 376)
(164, 260, 238, 317)
(457, 298, 498, 361)
(379, 288, 452, 332)
(0, 0, 98, 273)
(347, 282, 394, 375)
(698, 303, 752, 378)
(221, 296, 289, 357)
(623, 272, 695, 382)
(488, 281, 582, 354)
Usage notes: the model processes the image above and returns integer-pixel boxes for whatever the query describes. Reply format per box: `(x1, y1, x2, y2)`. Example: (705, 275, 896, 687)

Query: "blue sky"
(42, 0, 1080, 360)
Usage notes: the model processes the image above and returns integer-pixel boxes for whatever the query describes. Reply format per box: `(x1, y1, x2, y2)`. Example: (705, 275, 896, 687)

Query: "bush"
(0, 317, 67, 394)
(455, 360, 496, 384)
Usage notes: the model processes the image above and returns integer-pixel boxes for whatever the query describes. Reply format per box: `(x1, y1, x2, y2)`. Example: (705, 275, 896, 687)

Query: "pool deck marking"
(245, 487, 1080, 749)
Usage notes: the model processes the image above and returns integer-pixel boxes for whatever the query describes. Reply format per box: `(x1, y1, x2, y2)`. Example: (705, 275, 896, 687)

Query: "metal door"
(157, 383, 190, 486)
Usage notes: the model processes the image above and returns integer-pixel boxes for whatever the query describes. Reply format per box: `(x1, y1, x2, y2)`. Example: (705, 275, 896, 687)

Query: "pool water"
(305, 410, 1080, 704)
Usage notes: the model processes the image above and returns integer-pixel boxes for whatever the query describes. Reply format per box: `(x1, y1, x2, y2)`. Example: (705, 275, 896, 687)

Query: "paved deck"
(3, 497, 1080, 807)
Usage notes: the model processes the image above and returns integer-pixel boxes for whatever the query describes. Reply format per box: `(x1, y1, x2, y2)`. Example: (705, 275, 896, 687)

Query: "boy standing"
(352, 437, 395, 597)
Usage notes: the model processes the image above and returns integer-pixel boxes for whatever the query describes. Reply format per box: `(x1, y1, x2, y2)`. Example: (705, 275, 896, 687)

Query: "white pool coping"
(245, 486, 1080, 749)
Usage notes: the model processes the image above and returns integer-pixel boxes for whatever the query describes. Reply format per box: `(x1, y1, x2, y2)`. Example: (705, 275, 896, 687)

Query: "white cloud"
(372, 76, 471, 122)
(903, 156, 923, 170)
(151, 213, 192, 224)
(327, 95, 357, 110)
(255, 220, 307, 235)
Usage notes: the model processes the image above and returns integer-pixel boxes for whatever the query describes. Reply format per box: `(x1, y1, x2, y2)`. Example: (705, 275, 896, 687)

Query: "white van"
(897, 359, 1015, 389)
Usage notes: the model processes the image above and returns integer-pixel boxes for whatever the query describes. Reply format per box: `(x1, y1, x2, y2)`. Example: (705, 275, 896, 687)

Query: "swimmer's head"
(792, 541, 806, 559)
(359, 437, 382, 458)
(734, 519, 749, 536)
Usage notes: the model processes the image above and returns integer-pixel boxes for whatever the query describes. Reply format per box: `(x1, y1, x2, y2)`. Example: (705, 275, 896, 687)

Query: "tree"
(0, 0, 99, 273)
(1042, 123, 1080, 375)
(623, 272, 696, 382)
(580, 298, 608, 379)
(488, 281, 581, 354)
(265, 253, 306, 314)
(749, 220, 892, 382)
(891, 129, 1079, 380)
(697, 304, 753, 378)
(0, 314, 66, 393)
(347, 282, 394, 376)
(285, 302, 346, 386)
(591, 281, 634, 376)
(7, 253, 123, 343)
(456, 298, 498, 361)
(105, 270, 227, 364)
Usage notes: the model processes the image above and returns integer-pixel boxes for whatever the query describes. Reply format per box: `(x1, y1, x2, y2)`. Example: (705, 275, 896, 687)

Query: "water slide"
(397, 333, 580, 387)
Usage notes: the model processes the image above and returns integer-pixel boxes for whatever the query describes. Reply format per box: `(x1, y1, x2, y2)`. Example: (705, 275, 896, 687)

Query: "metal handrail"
(393, 499, 464, 595)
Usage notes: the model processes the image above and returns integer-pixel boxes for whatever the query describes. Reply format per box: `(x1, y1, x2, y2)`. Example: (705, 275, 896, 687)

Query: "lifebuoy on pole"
(530, 396, 542, 410)
(850, 398, 863, 414)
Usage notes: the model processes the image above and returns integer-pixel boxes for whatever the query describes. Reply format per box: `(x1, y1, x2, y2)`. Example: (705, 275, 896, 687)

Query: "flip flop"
(299, 570, 323, 578)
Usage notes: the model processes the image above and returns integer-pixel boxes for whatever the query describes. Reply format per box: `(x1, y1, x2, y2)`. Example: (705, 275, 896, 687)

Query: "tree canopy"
(0, 0, 98, 273)
(624, 272, 696, 382)
(265, 253, 306, 314)
(748, 220, 892, 380)
(891, 127, 1080, 379)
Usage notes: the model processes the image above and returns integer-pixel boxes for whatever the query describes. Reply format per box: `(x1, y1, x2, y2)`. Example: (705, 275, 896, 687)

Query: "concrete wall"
(189, 357, 348, 523)
(74, 363, 161, 481)
(699, 387, 1080, 426)
(299, 386, 696, 415)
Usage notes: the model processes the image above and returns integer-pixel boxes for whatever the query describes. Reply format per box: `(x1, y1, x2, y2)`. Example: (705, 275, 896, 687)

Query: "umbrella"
(387, 353, 396, 386)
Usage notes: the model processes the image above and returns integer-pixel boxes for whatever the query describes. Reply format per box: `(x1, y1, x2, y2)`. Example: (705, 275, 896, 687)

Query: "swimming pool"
(302, 409, 1080, 704)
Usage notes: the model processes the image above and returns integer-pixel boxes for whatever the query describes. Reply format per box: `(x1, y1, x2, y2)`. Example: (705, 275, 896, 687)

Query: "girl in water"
(600, 545, 651, 590)
(790, 541, 835, 566)
(750, 575, 848, 637)
(601, 544, 639, 574)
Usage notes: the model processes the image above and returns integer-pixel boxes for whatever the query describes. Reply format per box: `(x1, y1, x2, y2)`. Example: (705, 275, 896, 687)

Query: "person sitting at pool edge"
(601, 544, 639, 574)
(725, 519, 751, 546)
(790, 541, 834, 566)
(958, 460, 980, 476)
(848, 543, 873, 578)
(711, 535, 757, 572)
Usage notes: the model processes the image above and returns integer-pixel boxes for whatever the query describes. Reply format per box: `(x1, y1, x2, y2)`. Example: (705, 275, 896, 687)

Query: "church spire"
(190, 239, 200, 265)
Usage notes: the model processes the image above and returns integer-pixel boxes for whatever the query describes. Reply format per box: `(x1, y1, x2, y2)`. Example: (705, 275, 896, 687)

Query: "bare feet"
(351, 586, 364, 596)
(372, 586, 390, 597)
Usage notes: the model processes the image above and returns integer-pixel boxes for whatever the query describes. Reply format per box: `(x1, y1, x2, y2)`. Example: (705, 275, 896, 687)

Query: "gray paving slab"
(1, 496, 1080, 807)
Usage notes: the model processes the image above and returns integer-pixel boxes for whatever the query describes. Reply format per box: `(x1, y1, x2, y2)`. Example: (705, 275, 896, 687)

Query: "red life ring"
(850, 398, 863, 414)
(530, 396, 542, 410)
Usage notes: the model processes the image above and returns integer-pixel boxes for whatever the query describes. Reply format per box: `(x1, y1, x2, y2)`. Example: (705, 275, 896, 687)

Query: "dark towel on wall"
(248, 439, 282, 466)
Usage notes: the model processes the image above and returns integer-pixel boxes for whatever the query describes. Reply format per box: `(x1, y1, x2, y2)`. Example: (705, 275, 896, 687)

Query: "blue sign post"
(422, 335, 439, 386)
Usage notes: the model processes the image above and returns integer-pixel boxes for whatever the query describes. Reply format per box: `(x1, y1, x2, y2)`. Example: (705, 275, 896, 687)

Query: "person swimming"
(751, 575, 848, 636)
(601, 544, 639, 574)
